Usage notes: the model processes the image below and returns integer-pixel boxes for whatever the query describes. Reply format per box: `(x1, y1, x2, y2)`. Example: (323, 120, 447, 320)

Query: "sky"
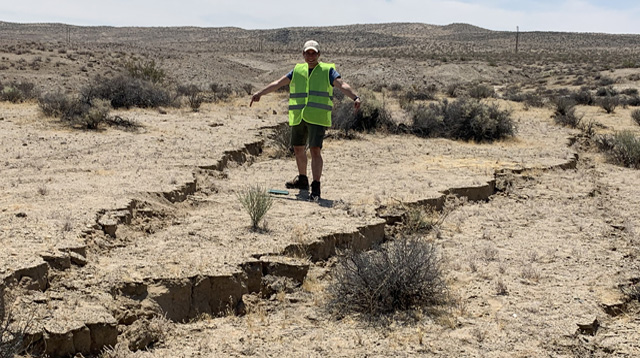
(1, 0, 639, 34)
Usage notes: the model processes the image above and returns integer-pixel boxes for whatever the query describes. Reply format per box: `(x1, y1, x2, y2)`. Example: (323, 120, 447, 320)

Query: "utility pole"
(515, 26, 519, 54)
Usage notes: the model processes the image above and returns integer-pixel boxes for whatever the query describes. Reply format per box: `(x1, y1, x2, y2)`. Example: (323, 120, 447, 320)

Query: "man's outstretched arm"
(250, 75, 291, 107)
(334, 77, 361, 112)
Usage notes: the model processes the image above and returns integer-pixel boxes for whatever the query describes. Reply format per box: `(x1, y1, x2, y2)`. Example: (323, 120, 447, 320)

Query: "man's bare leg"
(293, 145, 307, 176)
(310, 146, 323, 182)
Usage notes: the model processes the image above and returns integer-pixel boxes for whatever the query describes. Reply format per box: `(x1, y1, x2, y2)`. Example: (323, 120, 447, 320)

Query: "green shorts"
(290, 120, 326, 148)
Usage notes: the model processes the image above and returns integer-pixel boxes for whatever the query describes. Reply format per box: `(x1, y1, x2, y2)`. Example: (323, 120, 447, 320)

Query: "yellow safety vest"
(289, 62, 335, 127)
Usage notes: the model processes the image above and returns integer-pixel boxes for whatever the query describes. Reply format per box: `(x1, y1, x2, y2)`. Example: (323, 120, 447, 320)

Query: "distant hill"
(2, 20, 640, 76)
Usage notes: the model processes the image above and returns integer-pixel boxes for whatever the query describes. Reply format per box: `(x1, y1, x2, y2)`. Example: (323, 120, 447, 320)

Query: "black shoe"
(285, 175, 309, 190)
(310, 181, 321, 201)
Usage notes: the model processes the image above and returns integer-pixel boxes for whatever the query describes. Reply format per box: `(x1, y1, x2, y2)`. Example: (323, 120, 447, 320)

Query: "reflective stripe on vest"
(288, 62, 335, 127)
(306, 102, 333, 111)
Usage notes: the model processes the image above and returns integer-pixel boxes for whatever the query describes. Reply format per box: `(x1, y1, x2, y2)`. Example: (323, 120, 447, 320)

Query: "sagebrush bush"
(269, 123, 293, 158)
(596, 86, 618, 97)
(625, 95, 640, 107)
(0, 81, 37, 103)
(329, 236, 448, 317)
(124, 59, 165, 83)
(571, 88, 595, 105)
(176, 84, 203, 111)
(632, 109, 640, 126)
(176, 84, 198, 97)
(82, 99, 111, 129)
(402, 84, 437, 101)
(210, 83, 235, 102)
(597, 76, 616, 87)
(410, 98, 515, 142)
(399, 198, 459, 236)
(83, 75, 172, 109)
(597, 95, 619, 114)
(389, 83, 403, 92)
(504, 87, 545, 108)
(1, 87, 22, 103)
(402, 207, 437, 234)
(467, 83, 495, 99)
(522, 93, 546, 108)
(408, 102, 444, 137)
(552, 97, 582, 128)
(621, 282, 640, 302)
(596, 131, 640, 169)
(39, 92, 110, 129)
(332, 89, 395, 136)
(237, 185, 273, 230)
(445, 82, 462, 98)
(241, 83, 254, 96)
(38, 92, 80, 119)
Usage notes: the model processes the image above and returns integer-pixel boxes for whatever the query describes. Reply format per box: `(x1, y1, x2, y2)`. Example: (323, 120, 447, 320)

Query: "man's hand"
(354, 97, 362, 113)
(250, 92, 261, 107)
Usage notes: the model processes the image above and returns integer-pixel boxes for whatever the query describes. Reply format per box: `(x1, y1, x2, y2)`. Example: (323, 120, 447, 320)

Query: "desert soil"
(1, 22, 640, 358)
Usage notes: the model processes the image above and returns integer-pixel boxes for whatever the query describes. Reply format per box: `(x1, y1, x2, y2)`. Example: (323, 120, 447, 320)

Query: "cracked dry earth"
(130, 156, 640, 358)
(2, 94, 640, 357)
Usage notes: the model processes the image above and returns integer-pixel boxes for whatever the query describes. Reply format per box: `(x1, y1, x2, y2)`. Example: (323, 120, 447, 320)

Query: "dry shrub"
(410, 98, 515, 142)
(632, 109, 640, 126)
(38, 92, 81, 119)
(237, 185, 274, 231)
(625, 95, 640, 107)
(99, 343, 135, 358)
(177, 84, 203, 112)
(467, 83, 495, 99)
(402, 206, 438, 234)
(596, 76, 615, 87)
(596, 131, 640, 169)
(241, 83, 254, 96)
(0, 81, 37, 103)
(597, 95, 619, 114)
(596, 86, 618, 97)
(39, 93, 111, 129)
(408, 102, 444, 136)
(210, 83, 235, 102)
(571, 88, 595, 106)
(332, 89, 395, 136)
(399, 195, 461, 236)
(552, 97, 583, 128)
(621, 282, 640, 302)
(81, 99, 111, 129)
(389, 83, 403, 92)
(445, 82, 463, 98)
(83, 75, 173, 109)
(329, 236, 448, 317)
(504, 86, 545, 108)
(402, 84, 437, 101)
(269, 123, 293, 158)
(124, 59, 165, 84)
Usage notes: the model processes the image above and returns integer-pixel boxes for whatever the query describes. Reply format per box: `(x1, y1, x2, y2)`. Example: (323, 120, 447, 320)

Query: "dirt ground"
(2, 22, 640, 358)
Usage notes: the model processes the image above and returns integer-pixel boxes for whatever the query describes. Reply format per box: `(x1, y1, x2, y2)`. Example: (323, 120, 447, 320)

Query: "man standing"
(250, 40, 361, 201)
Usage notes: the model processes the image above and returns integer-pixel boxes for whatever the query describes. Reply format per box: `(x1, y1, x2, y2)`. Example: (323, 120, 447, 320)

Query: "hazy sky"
(1, 0, 639, 34)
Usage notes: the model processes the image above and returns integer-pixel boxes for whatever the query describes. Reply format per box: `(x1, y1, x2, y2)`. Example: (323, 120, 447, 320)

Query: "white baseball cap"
(303, 40, 319, 53)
